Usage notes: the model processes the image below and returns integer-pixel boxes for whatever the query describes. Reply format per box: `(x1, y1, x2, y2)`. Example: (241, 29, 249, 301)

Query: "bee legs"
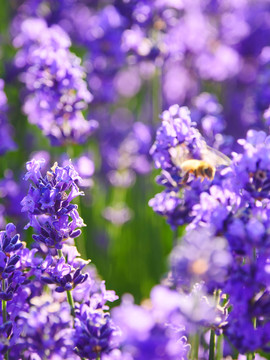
(181, 171, 190, 184)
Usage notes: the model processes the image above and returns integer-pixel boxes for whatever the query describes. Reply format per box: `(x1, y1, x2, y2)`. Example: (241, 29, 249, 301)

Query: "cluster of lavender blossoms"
(150, 103, 270, 356)
(0, 80, 16, 156)
(0, 160, 121, 359)
(21, 158, 85, 250)
(10, 0, 270, 185)
(13, 18, 97, 146)
(3, 1, 270, 359)
(111, 286, 190, 360)
(0, 156, 196, 359)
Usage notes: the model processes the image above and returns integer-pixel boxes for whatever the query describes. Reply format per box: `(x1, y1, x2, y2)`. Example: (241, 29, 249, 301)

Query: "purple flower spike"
(0, 321, 16, 356)
(21, 159, 85, 250)
(74, 303, 120, 359)
(170, 227, 232, 292)
(112, 288, 190, 360)
(14, 18, 96, 146)
(41, 255, 89, 292)
(149, 104, 228, 228)
(0, 224, 25, 302)
(13, 295, 75, 359)
(150, 105, 203, 174)
(233, 130, 270, 199)
(0, 79, 16, 156)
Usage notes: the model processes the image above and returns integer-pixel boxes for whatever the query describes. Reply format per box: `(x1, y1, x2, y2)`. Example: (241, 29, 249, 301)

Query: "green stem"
(67, 289, 75, 317)
(66, 145, 74, 159)
(208, 289, 221, 360)
(57, 249, 63, 258)
(2, 280, 6, 323)
(190, 333, 200, 360)
(216, 334, 223, 360)
(2, 280, 8, 360)
(2, 300, 6, 323)
(173, 228, 178, 247)
(57, 249, 75, 317)
(209, 329, 215, 360)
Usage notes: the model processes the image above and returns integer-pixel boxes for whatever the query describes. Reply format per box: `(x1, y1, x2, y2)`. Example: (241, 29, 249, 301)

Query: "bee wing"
(201, 145, 231, 168)
(168, 144, 190, 168)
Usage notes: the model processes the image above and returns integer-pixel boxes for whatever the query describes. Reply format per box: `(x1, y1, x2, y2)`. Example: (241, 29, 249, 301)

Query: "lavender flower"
(149, 104, 226, 228)
(83, 5, 127, 104)
(5, 246, 46, 326)
(223, 262, 270, 353)
(0, 321, 13, 356)
(170, 227, 232, 292)
(13, 295, 76, 359)
(71, 263, 118, 310)
(0, 321, 21, 360)
(0, 80, 16, 156)
(0, 223, 25, 301)
(102, 204, 132, 226)
(14, 18, 96, 146)
(164, 125, 270, 352)
(149, 105, 270, 355)
(190, 184, 242, 235)
(0, 170, 29, 236)
(171, 283, 227, 335)
(21, 158, 85, 250)
(0, 224, 28, 358)
(148, 189, 193, 229)
(150, 105, 203, 174)
(41, 255, 89, 293)
(191, 92, 234, 154)
(99, 109, 152, 187)
(74, 303, 119, 360)
(61, 153, 95, 189)
(232, 130, 270, 199)
(112, 286, 190, 360)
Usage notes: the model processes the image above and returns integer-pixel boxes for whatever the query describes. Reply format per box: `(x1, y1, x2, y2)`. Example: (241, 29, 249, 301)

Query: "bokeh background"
(1, 0, 270, 305)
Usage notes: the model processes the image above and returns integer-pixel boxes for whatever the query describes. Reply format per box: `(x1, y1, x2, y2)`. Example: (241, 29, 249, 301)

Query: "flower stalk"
(209, 328, 215, 360)
(216, 334, 223, 360)
(2, 280, 6, 323)
(58, 249, 75, 317)
(190, 333, 200, 360)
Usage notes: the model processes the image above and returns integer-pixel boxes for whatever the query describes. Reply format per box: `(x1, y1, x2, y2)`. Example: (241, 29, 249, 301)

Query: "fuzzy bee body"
(169, 141, 231, 183)
(181, 159, 216, 182)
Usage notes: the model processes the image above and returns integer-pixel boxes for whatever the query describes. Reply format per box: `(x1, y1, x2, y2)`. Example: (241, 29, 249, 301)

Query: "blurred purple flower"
(99, 108, 152, 186)
(13, 295, 76, 359)
(112, 287, 190, 360)
(170, 227, 232, 292)
(61, 153, 95, 189)
(14, 18, 96, 146)
(0, 80, 16, 156)
(103, 204, 132, 226)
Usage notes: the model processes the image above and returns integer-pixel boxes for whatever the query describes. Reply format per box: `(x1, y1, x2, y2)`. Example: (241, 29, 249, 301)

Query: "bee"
(169, 141, 231, 183)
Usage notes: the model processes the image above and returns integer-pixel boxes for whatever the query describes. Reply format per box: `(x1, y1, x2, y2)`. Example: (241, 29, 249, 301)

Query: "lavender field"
(0, 1, 270, 359)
